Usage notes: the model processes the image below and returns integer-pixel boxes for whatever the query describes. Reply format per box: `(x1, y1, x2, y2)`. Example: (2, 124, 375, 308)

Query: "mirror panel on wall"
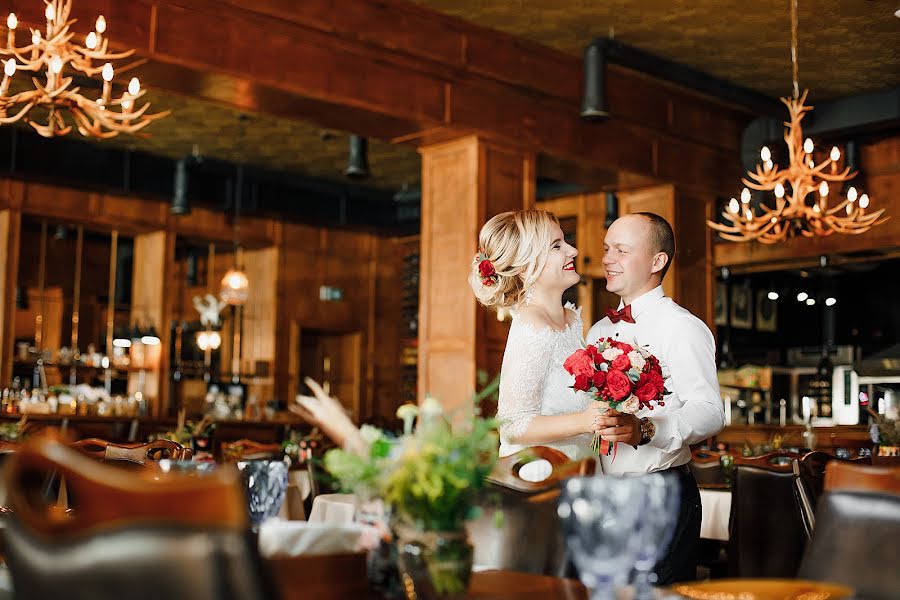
(12, 218, 134, 395)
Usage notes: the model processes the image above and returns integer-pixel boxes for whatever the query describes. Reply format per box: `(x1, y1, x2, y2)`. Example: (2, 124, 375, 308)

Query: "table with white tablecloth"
(699, 489, 731, 541)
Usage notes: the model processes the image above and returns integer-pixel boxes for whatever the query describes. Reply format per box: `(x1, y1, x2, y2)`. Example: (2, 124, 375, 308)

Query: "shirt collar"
(617, 285, 665, 320)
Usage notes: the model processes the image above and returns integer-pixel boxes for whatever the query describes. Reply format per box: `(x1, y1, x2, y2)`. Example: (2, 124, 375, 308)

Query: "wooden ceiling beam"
(6, 0, 751, 190)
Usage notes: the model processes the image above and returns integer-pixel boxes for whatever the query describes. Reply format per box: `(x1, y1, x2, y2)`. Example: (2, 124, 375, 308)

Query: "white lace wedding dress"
(496, 303, 595, 461)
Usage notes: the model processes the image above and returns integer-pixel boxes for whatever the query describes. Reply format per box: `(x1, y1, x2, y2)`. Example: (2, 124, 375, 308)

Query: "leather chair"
(792, 452, 874, 540)
(467, 446, 596, 576)
(728, 451, 805, 578)
(72, 438, 193, 467)
(689, 449, 728, 488)
(797, 490, 900, 600)
(1, 435, 279, 600)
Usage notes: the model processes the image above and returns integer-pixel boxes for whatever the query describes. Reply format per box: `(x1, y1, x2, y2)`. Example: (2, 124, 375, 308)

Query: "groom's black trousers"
(653, 463, 702, 585)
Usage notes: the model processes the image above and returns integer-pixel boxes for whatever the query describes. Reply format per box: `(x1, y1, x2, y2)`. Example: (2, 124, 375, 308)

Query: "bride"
(469, 209, 600, 460)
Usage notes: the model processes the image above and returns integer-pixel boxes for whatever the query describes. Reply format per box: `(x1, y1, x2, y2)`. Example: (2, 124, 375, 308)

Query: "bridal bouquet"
(563, 338, 669, 456)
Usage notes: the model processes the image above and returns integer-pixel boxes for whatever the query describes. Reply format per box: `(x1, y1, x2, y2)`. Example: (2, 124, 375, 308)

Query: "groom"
(586, 212, 725, 584)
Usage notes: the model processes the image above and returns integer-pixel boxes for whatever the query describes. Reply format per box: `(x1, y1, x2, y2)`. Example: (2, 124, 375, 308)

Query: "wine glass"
(631, 472, 681, 600)
(237, 459, 289, 526)
(557, 475, 649, 600)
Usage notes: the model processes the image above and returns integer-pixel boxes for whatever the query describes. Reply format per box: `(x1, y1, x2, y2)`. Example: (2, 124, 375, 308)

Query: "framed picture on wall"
(756, 290, 778, 332)
(715, 282, 727, 326)
(730, 284, 752, 329)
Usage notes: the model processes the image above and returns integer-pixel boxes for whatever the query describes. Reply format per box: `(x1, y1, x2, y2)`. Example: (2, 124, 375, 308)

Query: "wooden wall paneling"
(0, 210, 21, 385)
(674, 187, 715, 328)
(618, 185, 677, 300)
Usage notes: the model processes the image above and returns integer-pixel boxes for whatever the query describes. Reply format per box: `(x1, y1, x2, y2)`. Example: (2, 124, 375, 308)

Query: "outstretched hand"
(595, 408, 641, 446)
(290, 377, 366, 455)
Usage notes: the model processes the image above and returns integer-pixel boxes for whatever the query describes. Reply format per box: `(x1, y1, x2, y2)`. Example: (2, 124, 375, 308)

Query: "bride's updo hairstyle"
(469, 209, 559, 310)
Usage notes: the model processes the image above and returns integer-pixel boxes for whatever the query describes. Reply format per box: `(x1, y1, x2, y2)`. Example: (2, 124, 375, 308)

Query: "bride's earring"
(524, 283, 535, 307)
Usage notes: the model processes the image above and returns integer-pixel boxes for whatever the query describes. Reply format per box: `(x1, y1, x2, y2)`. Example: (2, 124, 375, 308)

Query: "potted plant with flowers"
(299, 378, 499, 599)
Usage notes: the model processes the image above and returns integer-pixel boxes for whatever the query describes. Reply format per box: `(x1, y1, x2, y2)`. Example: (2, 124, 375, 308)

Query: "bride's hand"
(583, 405, 605, 435)
(596, 409, 641, 446)
(290, 377, 366, 455)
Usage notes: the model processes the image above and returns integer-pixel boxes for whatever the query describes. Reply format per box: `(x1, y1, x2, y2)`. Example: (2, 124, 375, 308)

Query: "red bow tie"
(606, 305, 635, 324)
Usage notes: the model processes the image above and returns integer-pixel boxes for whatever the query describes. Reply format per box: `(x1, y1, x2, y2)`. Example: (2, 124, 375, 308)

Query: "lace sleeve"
(496, 323, 554, 443)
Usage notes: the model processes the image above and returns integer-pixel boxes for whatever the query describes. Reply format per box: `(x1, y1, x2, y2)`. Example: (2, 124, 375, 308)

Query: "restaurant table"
(699, 488, 732, 541)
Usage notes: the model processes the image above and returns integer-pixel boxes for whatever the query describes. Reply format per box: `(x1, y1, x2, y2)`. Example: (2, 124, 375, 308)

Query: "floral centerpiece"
(564, 337, 669, 456)
(324, 392, 498, 598)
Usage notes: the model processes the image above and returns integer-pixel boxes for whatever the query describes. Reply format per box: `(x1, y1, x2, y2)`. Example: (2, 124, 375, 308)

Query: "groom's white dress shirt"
(586, 285, 725, 475)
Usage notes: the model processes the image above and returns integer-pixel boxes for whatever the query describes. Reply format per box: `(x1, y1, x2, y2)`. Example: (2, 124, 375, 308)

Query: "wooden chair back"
(733, 449, 801, 473)
(487, 446, 596, 495)
(4, 434, 246, 537)
(222, 438, 283, 462)
(825, 460, 900, 495)
(72, 438, 192, 466)
(1, 435, 277, 600)
(691, 448, 726, 464)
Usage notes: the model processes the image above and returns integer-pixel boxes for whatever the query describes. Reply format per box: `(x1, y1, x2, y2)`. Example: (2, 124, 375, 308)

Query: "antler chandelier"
(707, 0, 887, 244)
(0, 0, 167, 138)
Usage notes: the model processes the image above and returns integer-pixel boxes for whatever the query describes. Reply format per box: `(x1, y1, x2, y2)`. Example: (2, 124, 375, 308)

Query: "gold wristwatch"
(637, 417, 655, 446)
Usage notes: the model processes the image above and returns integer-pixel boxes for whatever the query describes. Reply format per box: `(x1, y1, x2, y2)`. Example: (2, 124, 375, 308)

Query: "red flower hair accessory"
(474, 249, 499, 287)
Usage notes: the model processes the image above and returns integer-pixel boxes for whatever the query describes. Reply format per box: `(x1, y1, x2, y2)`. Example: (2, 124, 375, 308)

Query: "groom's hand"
(596, 409, 642, 446)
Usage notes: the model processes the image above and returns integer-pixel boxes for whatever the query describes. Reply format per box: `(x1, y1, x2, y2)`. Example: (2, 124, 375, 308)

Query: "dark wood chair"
(72, 438, 192, 467)
(1, 434, 278, 600)
(728, 451, 806, 578)
(798, 488, 900, 600)
(468, 447, 596, 576)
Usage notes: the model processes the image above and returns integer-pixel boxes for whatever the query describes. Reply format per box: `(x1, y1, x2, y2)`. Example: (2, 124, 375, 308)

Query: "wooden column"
(0, 209, 21, 385)
(418, 136, 534, 414)
(241, 246, 279, 403)
(128, 230, 172, 415)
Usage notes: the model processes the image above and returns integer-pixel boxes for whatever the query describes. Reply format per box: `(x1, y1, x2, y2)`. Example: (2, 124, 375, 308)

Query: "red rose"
(564, 349, 596, 378)
(586, 344, 599, 361)
(611, 354, 632, 371)
(591, 369, 607, 388)
(606, 369, 632, 400)
(635, 383, 658, 402)
(478, 259, 495, 278)
(648, 370, 664, 390)
(573, 374, 591, 391)
(613, 341, 634, 353)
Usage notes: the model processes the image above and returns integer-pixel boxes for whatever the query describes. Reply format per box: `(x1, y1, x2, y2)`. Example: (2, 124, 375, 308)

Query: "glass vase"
(395, 526, 473, 599)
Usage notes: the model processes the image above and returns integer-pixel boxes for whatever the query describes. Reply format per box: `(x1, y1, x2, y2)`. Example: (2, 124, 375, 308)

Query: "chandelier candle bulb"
(6, 14, 15, 47)
(101, 62, 113, 102)
(859, 194, 869, 209)
(760, 146, 771, 162)
(775, 183, 785, 198)
(741, 188, 751, 203)
(804, 138, 814, 154)
(728, 198, 739, 214)
(847, 187, 857, 202)
(830, 146, 840, 162)
(45, 4, 55, 23)
(95, 15, 106, 34)
(0, 60, 13, 95)
(819, 181, 829, 197)
(764, 159, 773, 171)
(85, 31, 97, 50)
(128, 76, 140, 96)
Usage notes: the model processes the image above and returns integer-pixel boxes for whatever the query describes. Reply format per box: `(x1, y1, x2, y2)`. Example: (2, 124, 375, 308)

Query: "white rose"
(627, 351, 646, 371)
(620, 397, 640, 414)
(601, 347, 624, 361)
